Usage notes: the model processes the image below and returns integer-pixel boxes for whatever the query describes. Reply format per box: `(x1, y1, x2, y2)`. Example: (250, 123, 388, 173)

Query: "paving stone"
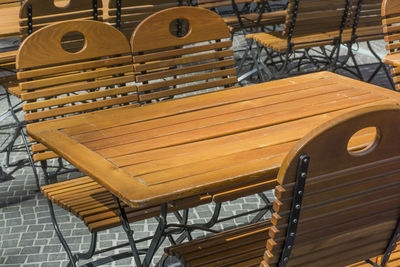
(5, 255, 27, 264)
(3, 248, 22, 255)
(27, 254, 48, 263)
(21, 246, 41, 254)
(33, 239, 48, 246)
(42, 245, 61, 254)
(40, 262, 62, 267)
(2, 239, 19, 248)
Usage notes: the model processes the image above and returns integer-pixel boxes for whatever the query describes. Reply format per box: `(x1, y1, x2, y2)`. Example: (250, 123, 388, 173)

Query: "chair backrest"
(262, 104, 400, 266)
(19, 0, 103, 40)
(130, 6, 237, 103)
(382, 0, 400, 90)
(107, 0, 184, 38)
(283, 0, 350, 38)
(16, 20, 137, 125)
(346, 0, 383, 42)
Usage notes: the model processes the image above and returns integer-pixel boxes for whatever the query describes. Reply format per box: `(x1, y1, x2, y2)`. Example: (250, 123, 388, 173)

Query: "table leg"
(113, 195, 143, 267)
(143, 203, 168, 267)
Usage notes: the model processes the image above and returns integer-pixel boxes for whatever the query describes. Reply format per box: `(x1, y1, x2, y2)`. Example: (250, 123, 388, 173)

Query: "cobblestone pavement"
(0, 34, 395, 267)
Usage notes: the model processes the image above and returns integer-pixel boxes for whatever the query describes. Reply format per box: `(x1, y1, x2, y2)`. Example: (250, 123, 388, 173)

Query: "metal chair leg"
(75, 233, 97, 260)
(144, 203, 168, 267)
(113, 195, 143, 267)
(48, 199, 78, 267)
(3, 89, 41, 189)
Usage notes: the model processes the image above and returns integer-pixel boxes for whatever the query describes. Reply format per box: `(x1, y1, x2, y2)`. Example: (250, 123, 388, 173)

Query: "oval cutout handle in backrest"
(16, 20, 131, 69)
(278, 104, 400, 185)
(130, 6, 231, 53)
(19, 0, 103, 18)
(382, 0, 400, 17)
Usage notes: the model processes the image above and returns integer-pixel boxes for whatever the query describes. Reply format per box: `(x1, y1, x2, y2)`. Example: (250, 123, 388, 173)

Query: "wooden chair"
(1, 0, 106, 178)
(381, 0, 400, 91)
(334, 0, 393, 87)
(164, 104, 400, 267)
(106, 0, 186, 39)
(15, 20, 140, 265)
(17, 19, 223, 266)
(197, 0, 286, 34)
(244, 0, 352, 81)
(131, 6, 238, 103)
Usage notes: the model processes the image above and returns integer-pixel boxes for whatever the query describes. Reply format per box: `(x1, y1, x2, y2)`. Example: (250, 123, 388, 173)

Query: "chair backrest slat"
(262, 105, 400, 266)
(16, 20, 137, 123)
(131, 6, 237, 103)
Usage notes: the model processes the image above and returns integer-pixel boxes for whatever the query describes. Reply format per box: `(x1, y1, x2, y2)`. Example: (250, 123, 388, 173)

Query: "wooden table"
(27, 72, 400, 209)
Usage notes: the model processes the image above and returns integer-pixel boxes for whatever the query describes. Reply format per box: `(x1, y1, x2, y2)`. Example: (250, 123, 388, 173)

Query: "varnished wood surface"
(383, 54, 400, 67)
(17, 20, 131, 69)
(0, 1, 20, 38)
(27, 72, 400, 208)
(131, 6, 231, 53)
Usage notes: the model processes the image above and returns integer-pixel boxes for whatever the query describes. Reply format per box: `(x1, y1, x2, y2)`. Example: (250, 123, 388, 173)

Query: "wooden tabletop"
(27, 72, 400, 208)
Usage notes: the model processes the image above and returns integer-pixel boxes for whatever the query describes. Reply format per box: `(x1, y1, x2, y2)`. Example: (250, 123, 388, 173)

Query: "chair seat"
(166, 217, 400, 267)
(0, 49, 17, 65)
(247, 31, 338, 52)
(248, 25, 384, 53)
(383, 53, 400, 67)
(6, 83, 21, 97)
(41, 176, 213, 233)
(165, 220, 273, 267)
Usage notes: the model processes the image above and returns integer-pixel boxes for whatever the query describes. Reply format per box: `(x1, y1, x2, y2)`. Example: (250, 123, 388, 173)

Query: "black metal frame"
(0, 88, 41, 189)
(27, 4, 33, 35)
(92, 0, 98, 21)
(278, 155, 309, 266)
(365, 218, 400, 267)
(115, 0, 122, 30)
